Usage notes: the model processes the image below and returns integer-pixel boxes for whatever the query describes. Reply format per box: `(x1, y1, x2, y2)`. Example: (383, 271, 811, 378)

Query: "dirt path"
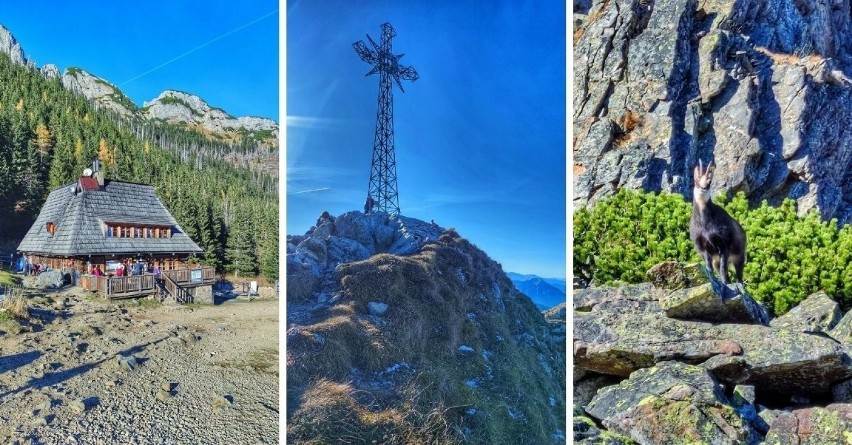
(0, 288, 278, 445)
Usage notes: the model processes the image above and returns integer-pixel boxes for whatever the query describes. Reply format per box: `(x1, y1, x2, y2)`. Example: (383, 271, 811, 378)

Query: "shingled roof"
(17, 179, 202, 256)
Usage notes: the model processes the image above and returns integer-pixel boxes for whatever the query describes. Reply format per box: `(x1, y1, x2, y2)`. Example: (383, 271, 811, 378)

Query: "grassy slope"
(287, 230, 566, 444)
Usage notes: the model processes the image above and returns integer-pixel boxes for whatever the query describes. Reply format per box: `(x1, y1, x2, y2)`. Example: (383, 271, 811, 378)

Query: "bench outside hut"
(17, 161, 215, 303)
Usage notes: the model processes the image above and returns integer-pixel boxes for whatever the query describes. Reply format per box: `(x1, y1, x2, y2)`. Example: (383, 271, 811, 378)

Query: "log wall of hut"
(24, 254, 194, 275)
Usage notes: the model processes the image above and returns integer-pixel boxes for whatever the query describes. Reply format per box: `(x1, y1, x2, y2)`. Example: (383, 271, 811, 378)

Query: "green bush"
(574, 189, 852, 315)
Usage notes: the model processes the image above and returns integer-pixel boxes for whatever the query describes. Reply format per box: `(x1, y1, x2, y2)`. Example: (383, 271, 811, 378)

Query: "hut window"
(147, 228, 152, 238)
(107, 226, 113, 237)
(46, 222, 56, 235)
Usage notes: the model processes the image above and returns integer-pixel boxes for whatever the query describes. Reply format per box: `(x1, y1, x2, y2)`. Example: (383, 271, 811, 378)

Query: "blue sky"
(1, 1, 279, 121)
(286, 1, 566, 278)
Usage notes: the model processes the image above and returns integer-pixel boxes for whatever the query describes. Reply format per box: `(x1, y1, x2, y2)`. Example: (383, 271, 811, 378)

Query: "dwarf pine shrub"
(574, 189, 852, 315)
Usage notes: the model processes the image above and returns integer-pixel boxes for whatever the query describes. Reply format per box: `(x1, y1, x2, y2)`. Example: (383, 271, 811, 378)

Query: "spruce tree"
(225, 206, 258, 277)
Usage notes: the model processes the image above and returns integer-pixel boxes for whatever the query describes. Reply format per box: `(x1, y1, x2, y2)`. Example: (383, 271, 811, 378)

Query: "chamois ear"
(694, 164, 701, 182)
(707, 161, 716, 178)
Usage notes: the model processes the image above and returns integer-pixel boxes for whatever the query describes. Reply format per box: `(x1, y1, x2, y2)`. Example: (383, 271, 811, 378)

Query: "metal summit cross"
(354, 22, 418, 215)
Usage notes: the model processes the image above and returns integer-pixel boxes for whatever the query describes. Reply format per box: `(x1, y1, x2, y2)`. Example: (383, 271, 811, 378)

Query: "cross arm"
(353, 41, 377, 65)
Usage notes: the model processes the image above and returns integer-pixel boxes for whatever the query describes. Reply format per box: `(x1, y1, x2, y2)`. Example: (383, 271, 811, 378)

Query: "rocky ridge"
(142, 90, 278, 136)
(0, 23, 278, 140)
(287, 211, 566, 443)
(574, 272, 852, 444)
(574, 0, 852, 224)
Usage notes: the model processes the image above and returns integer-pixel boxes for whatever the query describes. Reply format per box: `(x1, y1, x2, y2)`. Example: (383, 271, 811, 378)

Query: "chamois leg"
(702, 252, 714, 277)
(719, 251, 730, 285)
(732, 254, 744, 284)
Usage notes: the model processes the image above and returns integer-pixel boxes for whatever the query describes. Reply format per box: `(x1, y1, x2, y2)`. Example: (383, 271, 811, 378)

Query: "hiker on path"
(364, 195, 375, 214)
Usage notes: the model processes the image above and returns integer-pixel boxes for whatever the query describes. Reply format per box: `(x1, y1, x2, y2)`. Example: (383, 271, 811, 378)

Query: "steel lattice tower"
(354, 22, 418, 215)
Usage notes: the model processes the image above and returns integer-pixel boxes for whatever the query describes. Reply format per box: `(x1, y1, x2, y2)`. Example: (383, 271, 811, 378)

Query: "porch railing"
(80, 266, 215, 299)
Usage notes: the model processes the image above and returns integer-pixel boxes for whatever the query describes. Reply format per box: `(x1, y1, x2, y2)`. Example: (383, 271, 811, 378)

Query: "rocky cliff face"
(287, 211, 566, 443)
(574, 0, 852, 224)
(62, 68, 136, 117)
(574, 273, 852, 444)
(142, 90, 279, 137)
(0, 24, 27, 67)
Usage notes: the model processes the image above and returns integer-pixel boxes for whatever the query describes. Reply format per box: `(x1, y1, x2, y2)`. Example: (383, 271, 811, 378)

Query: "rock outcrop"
(142, 90, 278, 137)
(61, 68, 136, 117)
(40, 63, 59, 80)
(574, 278, 852, 443)
(0, 24, 27, 67)
(574, 0, 852, 225)
(286, 211, 444, 298)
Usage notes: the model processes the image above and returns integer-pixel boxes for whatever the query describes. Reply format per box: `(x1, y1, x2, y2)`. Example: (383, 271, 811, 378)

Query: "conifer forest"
(0, 53, 278, 279)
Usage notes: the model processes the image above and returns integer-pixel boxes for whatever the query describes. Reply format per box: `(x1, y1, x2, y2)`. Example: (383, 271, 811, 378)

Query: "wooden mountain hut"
(17, 162, 215, 302)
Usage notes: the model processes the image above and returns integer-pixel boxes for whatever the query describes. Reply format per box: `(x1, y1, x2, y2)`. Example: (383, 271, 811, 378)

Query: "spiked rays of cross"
(353, 22, 418, 92)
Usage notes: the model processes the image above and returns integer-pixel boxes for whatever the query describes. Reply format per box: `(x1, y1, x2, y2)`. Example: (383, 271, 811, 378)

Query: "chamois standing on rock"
(690, 160, 747, 286)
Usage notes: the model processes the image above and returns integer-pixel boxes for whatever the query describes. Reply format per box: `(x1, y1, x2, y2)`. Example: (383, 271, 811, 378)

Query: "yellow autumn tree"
(98, 138, 112, 165)
(33, 122, 54, 161)
(15, 99, 23, 111)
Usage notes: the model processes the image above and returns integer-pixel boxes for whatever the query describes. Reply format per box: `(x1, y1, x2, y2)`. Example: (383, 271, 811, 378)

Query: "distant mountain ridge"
(507, 272, 567, 310)
(0, 24, 278, 142)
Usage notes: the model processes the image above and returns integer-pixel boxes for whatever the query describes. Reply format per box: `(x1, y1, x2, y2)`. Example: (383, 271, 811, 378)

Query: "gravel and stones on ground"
(0, 287, 278, 445)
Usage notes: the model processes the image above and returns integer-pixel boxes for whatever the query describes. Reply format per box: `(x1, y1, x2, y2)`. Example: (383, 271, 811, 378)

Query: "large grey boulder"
(586, 361, 757, 445)
(33, 270, 65, 289)
(574, 295, 852, 392)
(829, 309, 852, 345)
(660, 281, 770, 325)
(574, 283, 662, 312)
(764, 404, 852, 445)
(770, 291, 842, 333)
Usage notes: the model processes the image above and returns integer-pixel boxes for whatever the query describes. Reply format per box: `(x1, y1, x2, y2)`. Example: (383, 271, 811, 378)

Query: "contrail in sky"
(291, 187, 332, 194)
(119, 8, 278, 87)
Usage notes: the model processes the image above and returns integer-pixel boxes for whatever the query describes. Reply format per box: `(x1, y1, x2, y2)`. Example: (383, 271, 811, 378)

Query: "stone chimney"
(93, 159, 104, 186)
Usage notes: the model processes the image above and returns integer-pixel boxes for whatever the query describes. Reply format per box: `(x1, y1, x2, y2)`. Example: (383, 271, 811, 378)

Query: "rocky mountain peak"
(0, 23, 27, 67)
(287, 211, 566, 443)
(142, 89, 279, 137)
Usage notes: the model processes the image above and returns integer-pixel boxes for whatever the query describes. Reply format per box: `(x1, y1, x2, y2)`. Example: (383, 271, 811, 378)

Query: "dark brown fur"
(690, 161, 746, 284)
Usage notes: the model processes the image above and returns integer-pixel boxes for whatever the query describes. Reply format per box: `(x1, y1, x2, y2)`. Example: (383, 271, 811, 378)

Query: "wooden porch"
(80, 266, 216, 300)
